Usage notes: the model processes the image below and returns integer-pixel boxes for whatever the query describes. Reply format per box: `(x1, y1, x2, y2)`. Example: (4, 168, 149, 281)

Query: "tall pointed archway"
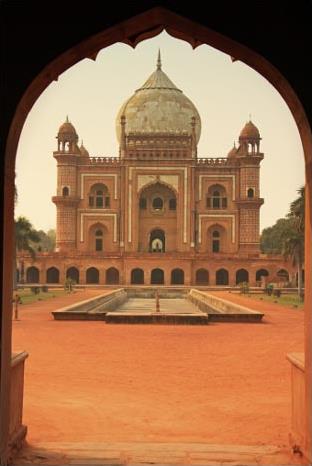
(1, 6, 312, 464)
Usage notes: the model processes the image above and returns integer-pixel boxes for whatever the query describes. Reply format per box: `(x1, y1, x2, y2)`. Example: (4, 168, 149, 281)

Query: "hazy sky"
(15, 31, 305, 232)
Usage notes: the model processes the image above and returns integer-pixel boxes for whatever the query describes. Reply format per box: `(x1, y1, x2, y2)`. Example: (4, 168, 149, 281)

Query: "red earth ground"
(12, 289, 304, 448)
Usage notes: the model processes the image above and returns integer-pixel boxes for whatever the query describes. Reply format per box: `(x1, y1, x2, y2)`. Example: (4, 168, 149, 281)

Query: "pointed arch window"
(95, 229, 103, 251)
(169, 198, 176, 210)
(212, 230, 220, 252)
(247, 188, 255, 198)
(88, 183, 110, 209)
(207, 185, 227, 209)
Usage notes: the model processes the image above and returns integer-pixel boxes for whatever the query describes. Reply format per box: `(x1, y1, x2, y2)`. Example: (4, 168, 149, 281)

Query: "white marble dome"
(116, 52, 201, 143)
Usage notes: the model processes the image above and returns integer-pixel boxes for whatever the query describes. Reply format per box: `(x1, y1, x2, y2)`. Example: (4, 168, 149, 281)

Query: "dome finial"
(66, 115, 69, 123)
(157, 49, 161, 70)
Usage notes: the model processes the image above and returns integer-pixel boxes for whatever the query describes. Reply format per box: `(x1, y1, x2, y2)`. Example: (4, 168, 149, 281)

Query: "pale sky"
(15, 31, 305, 232)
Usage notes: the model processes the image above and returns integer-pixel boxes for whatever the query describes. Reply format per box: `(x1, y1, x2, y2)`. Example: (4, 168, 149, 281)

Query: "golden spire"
(157, 49, 161, 70)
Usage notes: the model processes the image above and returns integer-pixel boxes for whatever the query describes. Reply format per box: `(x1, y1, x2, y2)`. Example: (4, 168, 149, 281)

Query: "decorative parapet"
(196, 157, 236, 165)
(89, 157, 120, 164)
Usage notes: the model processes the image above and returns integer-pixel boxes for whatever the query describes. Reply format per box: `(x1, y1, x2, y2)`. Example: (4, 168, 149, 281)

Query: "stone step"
(13, 441, 304, 465)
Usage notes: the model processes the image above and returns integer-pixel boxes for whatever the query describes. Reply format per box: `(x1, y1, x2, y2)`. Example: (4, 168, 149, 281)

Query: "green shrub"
(273, 289, 281, 298)
(64, 278, 76, 292)
(239, 281, 250, 294)
(265, 283, 274, 296)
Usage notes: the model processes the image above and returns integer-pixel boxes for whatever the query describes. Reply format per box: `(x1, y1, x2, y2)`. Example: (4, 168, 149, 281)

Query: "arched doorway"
(46, 267, 59, 283)
(171, 268, 184, 285)
(216, 268, 229, 285)
(2, 7, 312, 465)
(86, 267, 99, 284)
(236, 269, 249, 284)
(277, 268, 289, 282)
(256, 269, 269, 282)
(131, 268, 144, 285)
(151, 268, 164, 285)
(26, 266, 39, 283)
(106, 267, 119, 284)
(149, 229, 165, 252)
(195, 269, 209, 285)
(66, 267, 79, 284)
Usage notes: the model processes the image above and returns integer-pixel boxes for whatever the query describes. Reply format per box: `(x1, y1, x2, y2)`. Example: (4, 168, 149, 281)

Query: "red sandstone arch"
(131, 268, 144, 284)
(26, 266, 40, 284)
(151, 268, 165, 285)
(216, 268, 229, 285)
(171, 268, 184, 285)
(86, 267, 100, 284)
(195, 268, 209, 285)
(46, 267, 60, 284)
(66, 267, 79, 284)
(236, 268, 249, 284)
(2, 7, 312, 464)
(106, 267, 119, 284)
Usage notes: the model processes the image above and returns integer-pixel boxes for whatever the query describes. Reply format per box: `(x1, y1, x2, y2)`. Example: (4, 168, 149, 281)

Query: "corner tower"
(52, 118, 82, 251)
(229, 120, 264, 254)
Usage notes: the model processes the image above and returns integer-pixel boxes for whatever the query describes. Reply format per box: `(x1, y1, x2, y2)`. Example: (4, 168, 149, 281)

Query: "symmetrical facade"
(19, 54, 293, 286)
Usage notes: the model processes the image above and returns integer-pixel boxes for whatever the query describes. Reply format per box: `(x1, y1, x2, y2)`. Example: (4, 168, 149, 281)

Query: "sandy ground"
(12, 289, 304, 448)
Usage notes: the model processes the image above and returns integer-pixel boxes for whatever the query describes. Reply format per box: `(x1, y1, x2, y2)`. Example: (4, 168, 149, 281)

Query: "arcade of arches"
(22, 263, 291, 287)
(17, 54, 295, 287)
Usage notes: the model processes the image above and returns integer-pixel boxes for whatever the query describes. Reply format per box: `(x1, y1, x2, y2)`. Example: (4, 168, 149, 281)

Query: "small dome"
(227, 143, 237, 157)
(58, 117, 77, 136)
(239, 120, 260, 139)
(80, 142, 89, 157)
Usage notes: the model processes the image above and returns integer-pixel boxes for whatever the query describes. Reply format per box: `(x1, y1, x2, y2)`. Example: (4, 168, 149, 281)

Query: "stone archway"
(1, 7, 312, 464)
(151, 268, 164, 284)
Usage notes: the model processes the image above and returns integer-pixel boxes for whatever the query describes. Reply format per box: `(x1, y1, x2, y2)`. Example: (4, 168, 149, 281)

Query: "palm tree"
(283, 186, 305, 299)
(282, 226, 304, 299)
(15, 216, 40, 287)
(289, 186, 305, 233)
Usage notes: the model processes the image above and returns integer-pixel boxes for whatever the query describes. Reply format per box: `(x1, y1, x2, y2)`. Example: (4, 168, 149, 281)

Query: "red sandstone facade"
(18, 55, 293, 287)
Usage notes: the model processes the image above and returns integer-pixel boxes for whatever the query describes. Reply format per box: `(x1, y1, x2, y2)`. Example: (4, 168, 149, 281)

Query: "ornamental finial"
(157, 49, 161, 70)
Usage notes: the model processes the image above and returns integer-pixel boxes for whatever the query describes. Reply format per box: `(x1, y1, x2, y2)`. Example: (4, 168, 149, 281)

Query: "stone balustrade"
(9, 352, 28, 455)
(287, 352, 305, 454)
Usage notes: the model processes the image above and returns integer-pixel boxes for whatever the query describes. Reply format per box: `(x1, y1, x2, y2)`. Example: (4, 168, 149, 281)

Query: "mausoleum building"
(19, 54, 292, 287)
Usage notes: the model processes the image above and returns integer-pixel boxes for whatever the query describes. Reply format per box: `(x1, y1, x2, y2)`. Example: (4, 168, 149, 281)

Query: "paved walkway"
(12, 289, 304, 464)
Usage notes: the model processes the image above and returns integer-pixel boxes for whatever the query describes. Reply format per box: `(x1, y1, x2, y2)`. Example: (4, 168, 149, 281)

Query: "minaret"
(236, 120, 264, 254)
(52, 118, 80, 252)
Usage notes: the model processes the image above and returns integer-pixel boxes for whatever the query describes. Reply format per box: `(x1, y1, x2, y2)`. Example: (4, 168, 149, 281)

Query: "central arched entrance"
(149, 229, 165, 252)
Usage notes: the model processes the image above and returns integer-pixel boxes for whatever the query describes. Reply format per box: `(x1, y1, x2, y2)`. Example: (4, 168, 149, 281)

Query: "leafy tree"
(15, 216, 41, 258)
(15, 216, 41, 287)
(260, 218, 295, 254)
(260, 186, 305, 298)
(34, 229, 56, 252)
